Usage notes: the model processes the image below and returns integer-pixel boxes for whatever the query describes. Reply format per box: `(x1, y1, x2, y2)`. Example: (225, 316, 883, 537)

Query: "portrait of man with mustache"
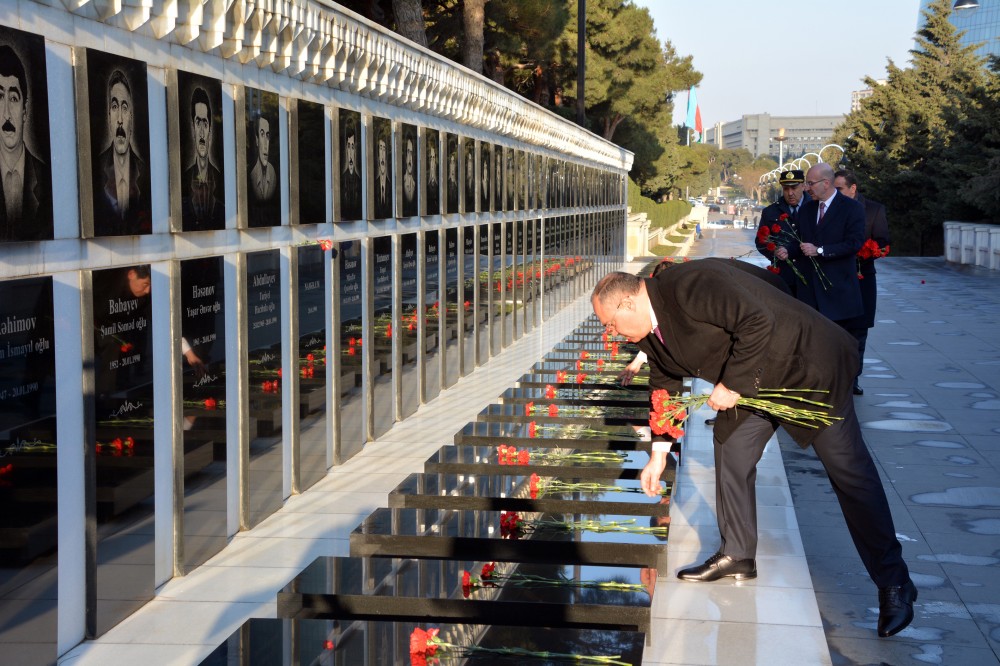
(180, 78, 224, 231)
(89, 53, 151, 237)
(0, 30, 52, 243)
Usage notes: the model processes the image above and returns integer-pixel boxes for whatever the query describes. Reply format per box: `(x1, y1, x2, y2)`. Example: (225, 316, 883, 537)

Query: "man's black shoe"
(877, 579, 917, 637)
(704, 417, 716, 426)
(853, 384, 864, 396)
(677, 552, 756, 582)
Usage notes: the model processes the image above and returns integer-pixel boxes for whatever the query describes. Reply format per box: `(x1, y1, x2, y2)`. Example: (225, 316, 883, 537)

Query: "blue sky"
(631, 0, 921, 126)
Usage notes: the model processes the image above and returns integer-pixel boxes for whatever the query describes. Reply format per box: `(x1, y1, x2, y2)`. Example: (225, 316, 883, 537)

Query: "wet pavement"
(686, 225, 1000, 665)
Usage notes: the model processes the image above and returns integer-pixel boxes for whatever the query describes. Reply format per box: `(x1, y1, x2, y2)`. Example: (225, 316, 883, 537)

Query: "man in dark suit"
(94, 69, 150, 236)
(797, 163, 865, 326)
(0, 44, 52, 241)
(754, 169, 810, 295)
(592, 259, 916, 638)
(340, 115, 362, 220)
(181, 87, 224, 231)
(834, 169, 891, 395)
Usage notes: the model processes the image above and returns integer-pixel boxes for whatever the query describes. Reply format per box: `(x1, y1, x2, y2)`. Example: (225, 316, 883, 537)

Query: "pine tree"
(835, 0, 989, 255)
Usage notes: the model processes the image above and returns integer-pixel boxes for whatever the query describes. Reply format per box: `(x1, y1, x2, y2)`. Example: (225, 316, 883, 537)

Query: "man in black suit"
(754, 169, 810, 295)
(181, 87, 224, 231)
(94, 69, 149, 236)
(0, 44, 52, 241)
(374, 130, 391, 218)
(834, 169, 891, 396)
(797, 163, 865, 326)
(592, 259, 916, 638)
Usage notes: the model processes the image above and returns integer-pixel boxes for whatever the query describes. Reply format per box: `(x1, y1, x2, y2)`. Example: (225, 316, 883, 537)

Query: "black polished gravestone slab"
(277, 556, 653, 633)
(200, 617, 646, 665)
(517, 372, 651, 390)
(350, 507, 668, 570)
(454, 420, 649, 452)
(498, 386, 649, 405)
(477, 402, 648, 426)
(425, 444, 666, 481)
(387, 472, 671, 517)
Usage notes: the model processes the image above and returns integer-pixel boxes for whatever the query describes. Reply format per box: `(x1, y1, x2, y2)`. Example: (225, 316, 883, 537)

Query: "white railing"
(944, 221, 1000, 270)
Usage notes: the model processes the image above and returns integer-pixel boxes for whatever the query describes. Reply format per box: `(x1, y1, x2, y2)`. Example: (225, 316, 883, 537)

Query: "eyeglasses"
(805, 178, 828, 187)
(603, 300, 627, 332)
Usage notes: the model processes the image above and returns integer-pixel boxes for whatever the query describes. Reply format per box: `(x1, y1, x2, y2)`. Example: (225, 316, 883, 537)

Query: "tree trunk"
(603, 114, 624, 141)
(463, 0, 486, 75)
(392, 0, 428, 47)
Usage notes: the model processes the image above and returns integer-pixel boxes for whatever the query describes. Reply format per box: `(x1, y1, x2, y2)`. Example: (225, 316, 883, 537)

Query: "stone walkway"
(689, 226, 1000, 665)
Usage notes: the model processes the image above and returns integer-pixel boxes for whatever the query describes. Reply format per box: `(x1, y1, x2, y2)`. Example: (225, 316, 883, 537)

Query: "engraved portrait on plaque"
(400, 123, 418, 218)
(424, 128, 440, 216)
(244, 87, 280, 227)
(371, 116, 393, 220)
(84, 51, 151, 237)
(0, 27, 52, 242)
(338, 109, 363, 221)
(177, 72, 224, 231)
(445, 133, 458, 214)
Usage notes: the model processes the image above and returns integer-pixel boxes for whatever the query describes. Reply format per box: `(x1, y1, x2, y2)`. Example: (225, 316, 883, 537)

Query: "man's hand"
(799, 242, 819, 257)
(184, 348, 208, 379)
(774, 246, 789, 261)
(706, 382, 740, 411)
(618, 355, 645, 385)
(640, 451, 668, 497)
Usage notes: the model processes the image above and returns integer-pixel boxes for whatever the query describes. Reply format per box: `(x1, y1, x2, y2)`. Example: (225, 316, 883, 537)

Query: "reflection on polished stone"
(278, 556, 652, 632)
(455, 421, 649, 451)
(200, 617, 646, 665)
(351, 507, 668, 569)
(387, 472, 671, 516)
(424, 444, 655, 480)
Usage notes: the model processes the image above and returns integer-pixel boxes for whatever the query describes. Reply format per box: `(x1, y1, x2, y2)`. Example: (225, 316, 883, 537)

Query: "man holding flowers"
(591, 259, 916, 638)
(754, 169, 810, 295)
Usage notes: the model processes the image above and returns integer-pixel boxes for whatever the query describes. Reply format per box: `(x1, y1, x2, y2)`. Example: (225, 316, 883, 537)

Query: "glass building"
(918, 0, 1000, 60)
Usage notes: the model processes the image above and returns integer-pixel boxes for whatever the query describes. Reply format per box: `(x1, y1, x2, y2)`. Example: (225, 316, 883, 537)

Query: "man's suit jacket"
(182, 162, 225, 231)
(754, 192, 811, 293)
(636, 258, 859, 447)
(94, 146, 150, 236)
(795, 192, 865, 322)
(853, 194, 890, 329)
(0, 148, 53, 241)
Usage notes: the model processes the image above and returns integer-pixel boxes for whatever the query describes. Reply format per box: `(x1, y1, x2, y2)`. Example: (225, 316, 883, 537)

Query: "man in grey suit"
(94, 69, 149, 236)
(592, 259, 916, 638)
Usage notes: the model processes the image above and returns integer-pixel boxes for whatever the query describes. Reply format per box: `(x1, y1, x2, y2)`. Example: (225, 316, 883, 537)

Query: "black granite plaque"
(516, 150, 525, 211)
(297, 244, 326, 490)
(443, 227, 459, 388)
(336, 240, 364, 461)
(504, 220, 516, 344)
(244, 87, 280, 228)
(455, 420, 648, 452)
(351, 507, 667, 570)
(0, 27, 53, 242)
(337, 109, 362, 221)
(370, 116, 393, 220)
(177, 71, 225, 232)
(0, 276, 56, 662)
(445, 133, 458, 214)
(461, 226, 476, 373)
(423, 128, 440, 215)
(399, 233, 419, 418)
(245, 250, 282, 526)
(200, 618, 646, 665)
(423, 231, 440, 402)
(477, 223, 490, 365)
(84, 50, 152, 237)
(371, 236, 393, 437)
(399, 123, 417, 218)
(179, 256, 226, 572)
(504, 147, 514, 211)
(424, 444, 654, 480)
(295, 99, 326, 225)
(90, 264, 155, 636)
(490, 222, 503, 356)
(493, 145, 503, 211)
(479, 142, 491, 212)
(279, 556, 652, 632)
(463, 137, 475, 213)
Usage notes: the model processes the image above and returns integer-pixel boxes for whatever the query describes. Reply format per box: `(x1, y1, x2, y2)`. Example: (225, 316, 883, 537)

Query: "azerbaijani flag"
(685, 87, 703, 143)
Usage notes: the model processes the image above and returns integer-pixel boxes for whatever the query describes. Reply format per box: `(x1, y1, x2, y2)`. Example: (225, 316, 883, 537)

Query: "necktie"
(789, 205, 797, 218)
(819, 202, 826, 223)
(653, 325, 664, 344)
(117, 177, 129, 217)
(4, 169, 22, 220)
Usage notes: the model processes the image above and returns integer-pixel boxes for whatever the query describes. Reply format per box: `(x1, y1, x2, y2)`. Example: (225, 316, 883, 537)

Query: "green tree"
(835, 0, 989, 255)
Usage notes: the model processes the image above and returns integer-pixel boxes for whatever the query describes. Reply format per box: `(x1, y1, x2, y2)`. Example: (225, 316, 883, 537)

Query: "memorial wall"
(0, 1, 632, 662)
